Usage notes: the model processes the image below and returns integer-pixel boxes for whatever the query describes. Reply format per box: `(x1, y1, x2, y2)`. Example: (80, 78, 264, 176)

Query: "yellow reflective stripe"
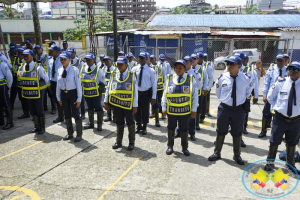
(172, 73, 187, 85)
(21, 64, 42, 99)
(115, 70, 130, 83)
(80, 64, 100, 97)
(0, 79, 7, 86)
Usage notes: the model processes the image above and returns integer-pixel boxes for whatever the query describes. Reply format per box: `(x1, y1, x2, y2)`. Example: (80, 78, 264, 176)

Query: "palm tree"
(3, 6, 19, 19)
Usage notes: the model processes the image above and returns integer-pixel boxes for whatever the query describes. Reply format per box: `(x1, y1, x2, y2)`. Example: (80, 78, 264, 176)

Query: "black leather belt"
(61, 89, 76, 93)
(138, 88, 152, 95)
(221, 103, 244, 109)
(275, 112, 300, 123)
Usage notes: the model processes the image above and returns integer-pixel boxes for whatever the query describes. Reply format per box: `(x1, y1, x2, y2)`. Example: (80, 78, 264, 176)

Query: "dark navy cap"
(63, 41, 68, 45)
(159, 54, 165, 60)
(84, 52, 96, 60)
(18, 48, 25, 53)
(288, 61, 300, 69)
(25, 39, 33, 44)
(245, 54, 249, 60)
(116, 56, 128, 63)
(283, 54, 290, 59)
(139, 52, 148, 58)
(174, 59, 186, 68)
(60, 51, 71, 59)
(197, 52, 204, 59)
(183, 55, 193, 63)
(118, 51, 125, 55)
(35, 44, 42, 49)
(225, 56, 242, 65)
(127, 52, 133, 57)
(191, 53, 198, 59)
(49, 41, 56, 46)
(99, 54, 105, 58)
(22, 49, 34, 55)
(234, 51, 246, 59)
(10, 43, 17, 51)
(203, 53, 208, 57)
(150, 55, 156, 59)
(276, 54, 284, 60)
(49, 45, 61, 52)
(67, 47, 76, 54)
(103, 56, 111, 61)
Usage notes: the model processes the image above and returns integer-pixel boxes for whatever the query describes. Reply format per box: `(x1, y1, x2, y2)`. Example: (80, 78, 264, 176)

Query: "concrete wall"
(0, 19, 77, 33)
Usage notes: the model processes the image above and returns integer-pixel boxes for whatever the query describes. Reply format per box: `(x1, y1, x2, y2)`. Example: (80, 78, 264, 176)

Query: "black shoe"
(112, 143, 122, 149)
(196, 126, 200, 130)
(243, 129, 249, 134)
(286, 164, 300, 175)
(113, 118, 116, 123)
(3, 123, 13, 130)
(63, 135, 74, 141)
(190, 135, 196, 141)
(36, 130, 45, 135)
(44, 107, 48, 111)
(74, 136, 82, 142)
(174, 131, 180, 138)
(206, 113, 212, 117)
(161, 115, 166, 120)
(97, 124, 102, 131)
(135, 124, 142, 133)
(104, 117, 112, 122)
(18, 114, 30, 119)
(142, 129, 147, 135)
(241, 139, 246, 148)
(166, 146, 173, 155)
(51, 110, 56, 115)
(155, 122, 161, 127)
(84, 123, 94, 129)
(128, 144, 134, 151)
(264, 163, 275, 171)
(53, 117, 64, 123)
(29, 127, 39, 133)
(258, 131, 267, 138)
(81, 115, 86, 120)
(183, 149, 190, 156)
(233, 155, 244, 165)
(208, 153, 221, 161)
(199, 119, 204, 123)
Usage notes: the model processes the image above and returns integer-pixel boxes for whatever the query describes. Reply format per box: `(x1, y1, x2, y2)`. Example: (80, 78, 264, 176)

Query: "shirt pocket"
(277, 93, 288, 107)
(221, 81, 232, 92)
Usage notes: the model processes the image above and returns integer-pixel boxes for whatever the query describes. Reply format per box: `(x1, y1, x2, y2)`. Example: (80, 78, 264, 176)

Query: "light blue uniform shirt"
(186, 67, 202, 90)
(131, 64, 157, 99)
(267, 77, 300, 118)
(161, 72, 199, 112)
(150, 63, 167, 86)
(157, 60, 171, 75)
(193, 62, 209, 90)
(0, 53, 12, 69)
(104, 68, 138, 108)
(48, 55, 63, 82)
(215, 71, 252, 106)
(0, 59, 13, 88)
(128, 61, 137, 71)
(81, 63, 106, 85)
(206, 63, 214, 90)
(240, 64, 259, 98)
(56, 65, 82, 102)
(263, 65, 287, 97)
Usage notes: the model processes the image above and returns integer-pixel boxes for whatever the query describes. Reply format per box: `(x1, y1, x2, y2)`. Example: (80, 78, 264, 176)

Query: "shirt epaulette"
(217, 74, 223, 80)
(278, 77, 285, 82)
(245, 74, 251, 79)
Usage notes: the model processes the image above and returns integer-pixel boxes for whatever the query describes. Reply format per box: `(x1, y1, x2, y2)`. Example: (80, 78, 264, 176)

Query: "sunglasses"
(227, 62, 236, 66)
(288, 67, 300, 72)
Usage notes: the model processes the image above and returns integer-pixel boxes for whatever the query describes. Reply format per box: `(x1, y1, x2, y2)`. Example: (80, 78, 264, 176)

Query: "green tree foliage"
(63, 10, 132, 41)
(213, 4, 219, 11)
(3, 6, 19, 19)
(245, 4, 260, 14)
(171, 7, 195, 14)
(201, 6, 209, 14)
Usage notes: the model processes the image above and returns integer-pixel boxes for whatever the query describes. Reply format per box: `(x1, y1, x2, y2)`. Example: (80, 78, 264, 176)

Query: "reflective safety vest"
(128, 61, 137, 70)
(71, 58, 81, 68)
(152, 64, 164, 91)
(0, 60, 8, 86)
(165, 74, 193, 115)
(103, 65, 115, 95)
(12, 57, 24, 76)
(36, 54, 49, 73)
(108, 70, 135, 110)
(80, 64, 101, 97)
(195, 63, 206, 96)
(17, 62, 47, 99)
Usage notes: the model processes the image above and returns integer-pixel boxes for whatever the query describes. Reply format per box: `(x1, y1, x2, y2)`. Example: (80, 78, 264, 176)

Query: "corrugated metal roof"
(147, 14, 300, 28)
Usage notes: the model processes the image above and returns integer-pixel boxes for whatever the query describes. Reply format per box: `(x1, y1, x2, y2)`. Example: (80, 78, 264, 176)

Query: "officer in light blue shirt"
(259, 54, 288, 138)
(62, 41, 68, 52)
(131, 52, 157, 135)
(0, 53, 12, 69)
(264, 61, 300, 174)
(48, 45, 64, 123)
(0, 55, 13, 130)
(203, 53, 214, 117)
(208, 56, 252, 166)
(97, 54, 106, 69)
(157, 54, 172, 75)
(57, 51, 83, 143)
(175, 55, 202, 141)
(127, 52, 137, 71)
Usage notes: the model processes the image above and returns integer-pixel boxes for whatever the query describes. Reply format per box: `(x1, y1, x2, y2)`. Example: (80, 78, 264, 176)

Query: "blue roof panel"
(148, 14, 300, 28)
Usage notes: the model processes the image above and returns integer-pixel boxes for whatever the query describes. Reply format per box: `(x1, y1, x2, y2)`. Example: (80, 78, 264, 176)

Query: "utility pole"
(112, 0, 118, 61)
(31, 2, 42, 45)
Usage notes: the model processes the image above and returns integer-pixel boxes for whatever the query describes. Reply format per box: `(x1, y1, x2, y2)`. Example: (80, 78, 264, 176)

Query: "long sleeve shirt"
(263, 65, 287, 97)
(0, 59, 13, 88)
(56, 65, 82, 102)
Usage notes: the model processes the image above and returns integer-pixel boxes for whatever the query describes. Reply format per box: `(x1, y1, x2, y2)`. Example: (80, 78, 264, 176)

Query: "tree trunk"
(31, 2, 42, 45)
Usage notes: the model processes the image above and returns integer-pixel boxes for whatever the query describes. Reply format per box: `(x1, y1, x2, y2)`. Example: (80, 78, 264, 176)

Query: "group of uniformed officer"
(1, 40, 299, 173)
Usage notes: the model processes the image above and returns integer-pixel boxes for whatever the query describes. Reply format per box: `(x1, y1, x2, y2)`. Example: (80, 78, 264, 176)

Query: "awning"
(211, 31, 281, 37)
(94, 29, 138, 36)
(134, 30, 211, 35)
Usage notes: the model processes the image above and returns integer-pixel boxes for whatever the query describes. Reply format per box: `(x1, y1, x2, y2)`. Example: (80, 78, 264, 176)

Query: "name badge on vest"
(90, 74, 95, 80)
(126, 83, 131, 90)
(183, 86, 189, 94)
(31, 72, 37, 78)
(158, 71, 161, 76)
(168, 86, 173, 93)
(19, 71, 24, 77)
(112, 82, 117, 90)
